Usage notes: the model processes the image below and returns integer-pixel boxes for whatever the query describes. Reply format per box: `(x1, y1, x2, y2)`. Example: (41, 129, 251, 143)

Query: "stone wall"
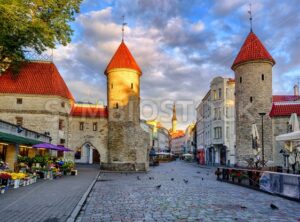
(0, 94, 72, 146)
(105, 68, 150, 171)
(67, 116, 108, 163)
(0, 94, 109, 165)
(234, 62, 273, 165)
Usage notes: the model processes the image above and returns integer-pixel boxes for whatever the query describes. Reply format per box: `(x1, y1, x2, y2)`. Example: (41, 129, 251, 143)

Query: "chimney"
(294, 84, 299, 96)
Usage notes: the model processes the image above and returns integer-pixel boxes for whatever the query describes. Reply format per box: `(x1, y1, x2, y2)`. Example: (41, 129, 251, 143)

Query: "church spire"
(172, 103, 177, 132)
(172, 103, 177, 121)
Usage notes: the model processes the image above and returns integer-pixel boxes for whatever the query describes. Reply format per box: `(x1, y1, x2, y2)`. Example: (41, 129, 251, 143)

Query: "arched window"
(261, 74, 264, 81)
(115, 103, 119, 109)
(111, 83, 113, 89)
(131, 83, 133, 89)
(250, 97, 253, 103)
(240, 77, 242, 83)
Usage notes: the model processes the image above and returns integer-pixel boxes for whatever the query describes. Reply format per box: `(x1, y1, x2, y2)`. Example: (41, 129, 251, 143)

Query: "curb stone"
(66, 170, 101, 222)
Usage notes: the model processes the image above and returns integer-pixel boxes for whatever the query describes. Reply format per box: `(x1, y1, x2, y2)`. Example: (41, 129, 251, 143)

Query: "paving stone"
(0, 164, 99, 222)
(78, 161, 300, 221)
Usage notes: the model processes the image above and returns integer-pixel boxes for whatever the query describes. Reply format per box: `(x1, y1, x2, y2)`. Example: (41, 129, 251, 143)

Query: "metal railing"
(0, 119, 51, 143)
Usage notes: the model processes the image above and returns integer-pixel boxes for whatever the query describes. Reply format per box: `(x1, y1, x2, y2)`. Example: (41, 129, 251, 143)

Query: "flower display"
(0, 172, 12, 180)
(11, 173, 26, 180)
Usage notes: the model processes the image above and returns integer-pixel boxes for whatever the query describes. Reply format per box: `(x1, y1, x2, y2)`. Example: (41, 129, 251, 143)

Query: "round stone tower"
(103, 40, 149, 171)
(105, 40, 142, 123)
(232, 31, 275, 165)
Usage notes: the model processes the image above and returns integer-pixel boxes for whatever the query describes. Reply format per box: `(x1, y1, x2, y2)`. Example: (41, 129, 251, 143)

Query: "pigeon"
(156, 185, 161, 189)
(270, 204, 279, 210)
(201, 178, 204, 181)
(240, 206, 247, 209)
(149, 177, 152, 180)
(197, 171, 201, 174)
(137, 176, 141, 180)
(171, 178, 174, 181)
(183, 179, 188, 184)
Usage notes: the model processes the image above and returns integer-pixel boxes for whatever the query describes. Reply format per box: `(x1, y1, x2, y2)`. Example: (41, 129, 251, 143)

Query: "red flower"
(236, 172, 242, 177)
(0, 173, 12, 180)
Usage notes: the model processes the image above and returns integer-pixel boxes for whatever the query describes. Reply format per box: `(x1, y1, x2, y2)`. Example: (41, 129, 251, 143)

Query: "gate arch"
(74, 142, 101, 164)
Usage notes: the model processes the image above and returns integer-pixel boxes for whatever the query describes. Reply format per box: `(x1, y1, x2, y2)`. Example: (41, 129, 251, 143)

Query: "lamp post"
(259, 112, 266, 167)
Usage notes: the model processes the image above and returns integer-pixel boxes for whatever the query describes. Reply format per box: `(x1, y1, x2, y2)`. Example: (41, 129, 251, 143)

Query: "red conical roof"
(0, 62, 74, 100)
(105, 41, 142, 75)
(231, 31, 275, 70)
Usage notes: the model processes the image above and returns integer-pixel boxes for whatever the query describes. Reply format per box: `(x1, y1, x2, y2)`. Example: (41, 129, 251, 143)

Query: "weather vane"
(122, 15, 127, 42)
(248, 3, 253, 32)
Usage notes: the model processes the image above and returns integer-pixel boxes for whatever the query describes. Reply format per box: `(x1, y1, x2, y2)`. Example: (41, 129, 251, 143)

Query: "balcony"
(0, 119, 51, 145)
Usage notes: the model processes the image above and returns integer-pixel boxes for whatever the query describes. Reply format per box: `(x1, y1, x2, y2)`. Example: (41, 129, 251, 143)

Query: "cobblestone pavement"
(0, 164, 99, 222)
(77, 161, 300, 222)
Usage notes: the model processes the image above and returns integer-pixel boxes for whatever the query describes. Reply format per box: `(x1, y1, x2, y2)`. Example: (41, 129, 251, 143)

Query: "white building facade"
(196, 77, 236, 166)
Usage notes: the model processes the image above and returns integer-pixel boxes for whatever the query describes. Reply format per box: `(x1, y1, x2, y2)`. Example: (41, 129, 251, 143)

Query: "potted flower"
(0, 172, 12, 186)
(11, 172, 26, 188)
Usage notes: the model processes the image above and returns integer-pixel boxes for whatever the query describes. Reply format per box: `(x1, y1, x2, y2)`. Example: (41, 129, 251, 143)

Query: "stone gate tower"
(232, 31, 275, 165)
(102, 40, 149, 171)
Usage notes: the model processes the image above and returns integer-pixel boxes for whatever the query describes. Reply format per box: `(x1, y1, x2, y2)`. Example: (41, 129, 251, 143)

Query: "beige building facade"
(0, 40, 150, 171)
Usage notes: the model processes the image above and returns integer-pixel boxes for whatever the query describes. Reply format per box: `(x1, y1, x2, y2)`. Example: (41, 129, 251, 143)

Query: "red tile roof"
(270, 103, 300, 117)
(70, 105, 108, 118)
(105, 41, 142, 75)
(232, 32, 275, 70)
(227, 78, 235, 84)
(272, 95, 300, 102)
(0, 62, 74, 100)
(170, 130, 185, 139)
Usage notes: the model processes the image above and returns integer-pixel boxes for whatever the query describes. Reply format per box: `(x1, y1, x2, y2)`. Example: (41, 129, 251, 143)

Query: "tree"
(0, 0, 83, 72)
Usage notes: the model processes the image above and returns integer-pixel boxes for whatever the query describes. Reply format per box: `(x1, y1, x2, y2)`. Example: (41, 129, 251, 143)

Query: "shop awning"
(0, 131, 42, 145)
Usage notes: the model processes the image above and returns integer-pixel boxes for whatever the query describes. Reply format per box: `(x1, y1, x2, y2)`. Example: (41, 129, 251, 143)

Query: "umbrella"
(57, 145, 73, 152)
(276, 113, 300, 153)
(276, 131, 300, 142)
(251, 124, 260, 148)
(33, 143, 62, 151)
(288, 113, 299, 132)
(252, 123, 261, 158)
(33, 143, 73, 152)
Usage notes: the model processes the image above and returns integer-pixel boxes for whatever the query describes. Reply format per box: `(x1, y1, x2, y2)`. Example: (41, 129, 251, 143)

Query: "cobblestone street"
(78, 161, 300, 222)
(0, 165, 99, 222)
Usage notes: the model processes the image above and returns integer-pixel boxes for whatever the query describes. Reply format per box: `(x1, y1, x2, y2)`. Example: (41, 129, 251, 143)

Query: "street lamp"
(259, 112, 266, 167)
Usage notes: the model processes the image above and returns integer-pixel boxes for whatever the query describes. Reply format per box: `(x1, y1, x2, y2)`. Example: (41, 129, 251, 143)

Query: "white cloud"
(191, 21, 205, 32)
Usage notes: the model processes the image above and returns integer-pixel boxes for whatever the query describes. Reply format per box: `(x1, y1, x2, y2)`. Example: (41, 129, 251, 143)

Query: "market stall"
(0, 143, 75, 195)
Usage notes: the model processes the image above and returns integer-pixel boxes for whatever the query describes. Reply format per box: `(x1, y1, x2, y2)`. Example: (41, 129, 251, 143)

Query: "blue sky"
(53, 0, 300, 130)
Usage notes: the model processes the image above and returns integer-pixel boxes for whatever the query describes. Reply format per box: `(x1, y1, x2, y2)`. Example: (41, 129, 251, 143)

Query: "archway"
(74, 142, 101, 164)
